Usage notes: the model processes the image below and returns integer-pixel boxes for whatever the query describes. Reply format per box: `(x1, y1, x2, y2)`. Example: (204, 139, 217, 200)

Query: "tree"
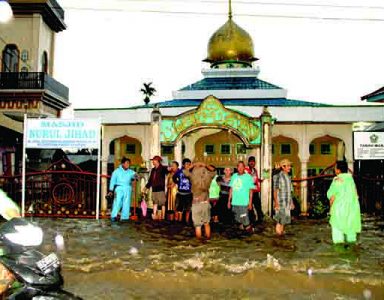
(140, 82, 156, 105)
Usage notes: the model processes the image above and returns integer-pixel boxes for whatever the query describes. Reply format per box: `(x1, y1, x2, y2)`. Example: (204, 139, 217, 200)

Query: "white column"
(260, 108, 273, 216)
(174, 139, 182, 165)
(150, 107, 161, 158)
(300, 160, 308, 214)
(150, 122, 160, 157)
(101, 138, 111, 213)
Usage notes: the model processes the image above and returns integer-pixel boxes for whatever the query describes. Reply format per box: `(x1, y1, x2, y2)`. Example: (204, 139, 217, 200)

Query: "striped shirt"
(273, 171, 292, 210)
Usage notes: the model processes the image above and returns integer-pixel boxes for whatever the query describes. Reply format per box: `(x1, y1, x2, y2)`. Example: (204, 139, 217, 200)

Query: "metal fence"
(1, 162, 382, 218)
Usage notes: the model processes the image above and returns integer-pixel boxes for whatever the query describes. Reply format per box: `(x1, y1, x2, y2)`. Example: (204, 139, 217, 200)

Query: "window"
(109, 141, 115, 155)
(161, 145, 173, 155)
(41, 51, 48, 73)
(309, 143, 315, 155)
(21, 50, 29, 62)
(307, 168, 317, 177)
(236, 143, 246, 154)
(221, 144, 231, 155)
(272, 144, 275, 155)
(2, 44, 19, 72)
(280, 143, 291, 155)
(126, 144, 136, 154)
(204, 144, 215, 155)
(320, 143, 331, 155)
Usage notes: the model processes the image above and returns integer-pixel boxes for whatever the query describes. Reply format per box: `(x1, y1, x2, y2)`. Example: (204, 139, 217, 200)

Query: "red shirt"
(245, 166, 261, 193)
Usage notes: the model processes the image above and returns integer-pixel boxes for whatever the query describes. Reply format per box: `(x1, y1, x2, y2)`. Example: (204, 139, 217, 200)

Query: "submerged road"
(32, 216, 384, 299)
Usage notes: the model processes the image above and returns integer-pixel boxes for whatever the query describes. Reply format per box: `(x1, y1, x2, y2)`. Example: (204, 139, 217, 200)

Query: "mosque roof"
(130, 98, 331, 109)
(179, 77, 281, 91)
(361, 86, 384, 102)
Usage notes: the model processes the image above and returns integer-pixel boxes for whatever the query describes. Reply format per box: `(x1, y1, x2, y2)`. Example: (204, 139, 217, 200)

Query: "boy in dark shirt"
(144, 155, 169, 220)
(173, 158, 192, 223)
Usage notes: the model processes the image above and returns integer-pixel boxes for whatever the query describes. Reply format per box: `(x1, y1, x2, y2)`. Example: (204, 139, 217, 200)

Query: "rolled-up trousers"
(111, 187, 132, 220)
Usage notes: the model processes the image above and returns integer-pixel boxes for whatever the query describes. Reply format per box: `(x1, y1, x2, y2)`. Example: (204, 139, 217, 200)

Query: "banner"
(353, 132, 384, 160)
(26, 119, 101, 149)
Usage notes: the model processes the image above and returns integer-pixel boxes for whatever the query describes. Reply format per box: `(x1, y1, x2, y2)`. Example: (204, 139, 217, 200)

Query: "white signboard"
(354, 132, 384, 160)
(26, 119, 101, 149)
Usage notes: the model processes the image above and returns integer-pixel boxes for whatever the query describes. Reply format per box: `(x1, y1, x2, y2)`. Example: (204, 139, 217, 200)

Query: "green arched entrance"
(160, 96, 261, 147)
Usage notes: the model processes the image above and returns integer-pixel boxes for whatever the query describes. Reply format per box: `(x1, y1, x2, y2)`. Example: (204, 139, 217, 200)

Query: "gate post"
(300, 160, 309, 214)
(260, 107, 273, 216)
(150, 105, 161, 158)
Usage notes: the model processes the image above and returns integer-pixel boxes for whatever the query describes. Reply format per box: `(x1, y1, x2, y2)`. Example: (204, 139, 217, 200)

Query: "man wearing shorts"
(183, 162, 216, 239)
(228, 161, 255, 233)
(145, 155, 169, 220)
(173, 158, 192, 223)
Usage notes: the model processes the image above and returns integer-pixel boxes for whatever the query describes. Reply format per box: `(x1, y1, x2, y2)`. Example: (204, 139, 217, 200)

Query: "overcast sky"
(53, 0, 384, 109)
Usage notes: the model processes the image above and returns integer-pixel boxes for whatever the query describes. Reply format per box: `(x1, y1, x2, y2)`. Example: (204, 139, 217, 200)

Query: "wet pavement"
(31, 216, 384, 299)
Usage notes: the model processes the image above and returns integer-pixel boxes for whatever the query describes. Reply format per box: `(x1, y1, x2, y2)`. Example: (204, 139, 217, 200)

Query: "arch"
(175, 124, 251, 147)
(307, 135, 344, 176)
(109, 135, 144, 170)
(272, 135, 300, 178)
(2, 44, 19, 72)
(194, 129, 247, 167)
(160, 96, 261, 147)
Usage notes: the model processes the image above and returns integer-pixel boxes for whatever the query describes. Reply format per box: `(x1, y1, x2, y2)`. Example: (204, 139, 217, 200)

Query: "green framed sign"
(160, 96, 261, 146)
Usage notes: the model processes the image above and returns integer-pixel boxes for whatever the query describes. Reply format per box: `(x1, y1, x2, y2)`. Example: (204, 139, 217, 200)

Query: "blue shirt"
(109, 165, 136, 191)
(173, 168, 191, 193)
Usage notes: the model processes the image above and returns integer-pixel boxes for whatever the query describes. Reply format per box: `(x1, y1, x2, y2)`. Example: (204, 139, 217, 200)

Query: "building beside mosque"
(75, 3, 384, 216)
(0, 0, 69, 176)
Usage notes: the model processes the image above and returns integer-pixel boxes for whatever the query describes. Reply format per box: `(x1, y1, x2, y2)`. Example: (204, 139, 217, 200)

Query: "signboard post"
(353, 132, 384, 160)
(23, 118, 102, 219)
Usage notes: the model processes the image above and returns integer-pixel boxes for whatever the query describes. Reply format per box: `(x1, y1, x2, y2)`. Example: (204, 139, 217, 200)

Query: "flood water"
(33, 216, 384, 299)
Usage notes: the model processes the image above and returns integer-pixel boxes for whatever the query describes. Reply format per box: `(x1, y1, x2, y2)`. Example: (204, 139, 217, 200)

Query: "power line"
(200, 0, 384, 10)
(71, 0, 384, 10)
(60, 6, 384, 22)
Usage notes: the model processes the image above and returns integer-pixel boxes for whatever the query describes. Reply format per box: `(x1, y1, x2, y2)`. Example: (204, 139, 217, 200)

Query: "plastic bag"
(141, 198, 147, 217)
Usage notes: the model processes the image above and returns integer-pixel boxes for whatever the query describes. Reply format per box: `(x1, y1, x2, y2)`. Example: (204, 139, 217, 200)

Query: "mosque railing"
(293, 173, 384, 218)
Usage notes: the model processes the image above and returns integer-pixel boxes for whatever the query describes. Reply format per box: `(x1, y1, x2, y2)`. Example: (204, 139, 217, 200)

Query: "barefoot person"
(183, 162, 216, 239)
(245, 156, 263, 224)
(273, 159, 294, 235)
(144, 155, 169, 220)
(228, 161, 255, 233)
(108, 157, 137, 222)
(327, 160, 361, 244)
(166, 161, 179, 217)
(173, 158, 193, 223)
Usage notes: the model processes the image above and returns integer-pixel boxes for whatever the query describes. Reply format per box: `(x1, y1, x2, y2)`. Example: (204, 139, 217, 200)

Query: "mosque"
(75, 1, 384, 216)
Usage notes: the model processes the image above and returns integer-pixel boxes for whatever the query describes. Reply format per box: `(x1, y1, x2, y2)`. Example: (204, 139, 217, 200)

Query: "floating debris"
(363, 289, 372, 299)
(129, 247, 139, 255)
(55, 234, 65, 251)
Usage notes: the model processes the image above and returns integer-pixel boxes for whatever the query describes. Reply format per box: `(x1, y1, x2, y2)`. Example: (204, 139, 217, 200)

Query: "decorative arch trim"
(160, 95, 261, 146)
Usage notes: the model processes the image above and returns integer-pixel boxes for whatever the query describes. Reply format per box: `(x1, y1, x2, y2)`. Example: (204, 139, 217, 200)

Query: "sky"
(53, 0, 384, 109)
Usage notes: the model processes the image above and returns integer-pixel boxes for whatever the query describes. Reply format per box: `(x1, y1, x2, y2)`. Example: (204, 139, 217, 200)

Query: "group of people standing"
(109, 155, 266, 239)
(108, 155, 361, 244)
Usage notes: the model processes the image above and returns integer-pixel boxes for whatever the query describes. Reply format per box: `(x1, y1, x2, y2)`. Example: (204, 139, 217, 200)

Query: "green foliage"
(309, 194, 329, 219)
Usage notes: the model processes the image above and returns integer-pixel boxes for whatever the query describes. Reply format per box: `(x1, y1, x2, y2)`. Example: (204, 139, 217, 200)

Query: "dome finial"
(229, 0, 232, 19)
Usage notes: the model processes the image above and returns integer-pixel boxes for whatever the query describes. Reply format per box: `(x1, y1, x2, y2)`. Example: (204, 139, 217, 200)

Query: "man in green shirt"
(228, 161, 255, 233)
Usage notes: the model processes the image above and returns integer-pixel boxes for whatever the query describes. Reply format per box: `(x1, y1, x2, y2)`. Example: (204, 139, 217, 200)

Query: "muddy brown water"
(25, 216, 384, 299)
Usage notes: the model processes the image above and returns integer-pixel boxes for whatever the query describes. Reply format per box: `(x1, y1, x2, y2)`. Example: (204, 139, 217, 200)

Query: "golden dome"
(204, 17, 257, 66)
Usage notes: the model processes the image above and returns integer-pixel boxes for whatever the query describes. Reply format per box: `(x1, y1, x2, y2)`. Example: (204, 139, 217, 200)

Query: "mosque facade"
(75, 4, 384, 216)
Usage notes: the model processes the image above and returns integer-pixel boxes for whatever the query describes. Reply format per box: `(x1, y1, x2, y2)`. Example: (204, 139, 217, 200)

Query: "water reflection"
(31, 216, 384, 299)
